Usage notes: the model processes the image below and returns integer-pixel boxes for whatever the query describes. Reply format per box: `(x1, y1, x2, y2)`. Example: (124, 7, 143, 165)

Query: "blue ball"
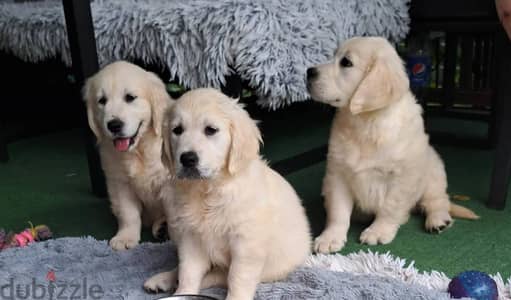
(448, 271, 498, 300)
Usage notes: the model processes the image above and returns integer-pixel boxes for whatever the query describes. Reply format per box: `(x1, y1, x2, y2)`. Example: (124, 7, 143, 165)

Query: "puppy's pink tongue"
(114, 138, 130, 152)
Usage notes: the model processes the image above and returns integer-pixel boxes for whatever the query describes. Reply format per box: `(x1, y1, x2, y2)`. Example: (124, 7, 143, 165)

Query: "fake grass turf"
(288, 158, 511, 279)
(1, 107, 510, 279)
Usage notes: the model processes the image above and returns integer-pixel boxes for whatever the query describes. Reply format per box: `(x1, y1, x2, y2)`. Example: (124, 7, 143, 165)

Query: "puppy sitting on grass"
(144, 88, 311, 300)
(307, 37, 478, 253)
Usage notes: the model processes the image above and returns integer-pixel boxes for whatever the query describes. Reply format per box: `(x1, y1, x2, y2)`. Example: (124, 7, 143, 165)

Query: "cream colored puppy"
(84, 61, 175, 250)
(144, 88, 311, 300)
(306, 37, 478, 253)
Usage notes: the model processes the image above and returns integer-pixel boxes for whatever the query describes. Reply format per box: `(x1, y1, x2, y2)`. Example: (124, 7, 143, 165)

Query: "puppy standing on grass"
(307, 37, 479, 254)
(144, 88, 311, 300)
(83, 61, 175, 250)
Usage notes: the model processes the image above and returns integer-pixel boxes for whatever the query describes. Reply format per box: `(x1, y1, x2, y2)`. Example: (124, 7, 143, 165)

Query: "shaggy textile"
(2, 237, 507, 300)
(0, 0, 410, 108)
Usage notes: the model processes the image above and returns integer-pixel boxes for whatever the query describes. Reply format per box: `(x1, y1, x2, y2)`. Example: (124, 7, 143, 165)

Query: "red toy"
(0, 222, 52, 251)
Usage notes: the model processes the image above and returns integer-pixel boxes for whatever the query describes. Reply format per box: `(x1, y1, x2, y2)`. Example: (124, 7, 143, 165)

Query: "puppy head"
(83, 61, 171, 152)
(162, 88, 261, 180)
(307, 37, 409, 114)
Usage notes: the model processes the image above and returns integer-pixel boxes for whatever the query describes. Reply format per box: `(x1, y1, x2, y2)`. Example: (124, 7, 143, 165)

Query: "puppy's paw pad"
(425, 213, 453, 234)
(143, 272, 176, 293)
(359, 227, 396, 245)
(110, 235, 139, 250)
(143, 281, 171, 294)
(313, 233, 346, 253)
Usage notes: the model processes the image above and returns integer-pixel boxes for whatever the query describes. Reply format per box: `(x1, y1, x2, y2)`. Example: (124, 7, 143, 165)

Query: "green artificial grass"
(288, 159, 511, 279)
(1, 104, 510, 280)
(0, 130, 116, 241)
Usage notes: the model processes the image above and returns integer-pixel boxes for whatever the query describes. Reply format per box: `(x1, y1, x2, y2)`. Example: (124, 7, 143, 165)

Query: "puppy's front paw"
(152, 218, 169, 241)
(359, 225, 397, 245)
(109, 233, 139, 250)
(144, 271, 177, 293)
(313, 230, 347, 253)
(425, 211, 453, 233)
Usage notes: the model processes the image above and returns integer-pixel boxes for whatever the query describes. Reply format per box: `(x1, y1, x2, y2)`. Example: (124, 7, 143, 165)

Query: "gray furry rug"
(0, 237, 458, 300)
(0, 0, 410, 108)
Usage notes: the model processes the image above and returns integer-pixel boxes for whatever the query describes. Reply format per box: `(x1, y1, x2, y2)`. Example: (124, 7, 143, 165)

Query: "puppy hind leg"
(144, 268, 226, 294)
(420, 156, 453, 233)
(144, 269, 178, 293)
(421, 181, 453, 233)
(200, 268, 228, 289)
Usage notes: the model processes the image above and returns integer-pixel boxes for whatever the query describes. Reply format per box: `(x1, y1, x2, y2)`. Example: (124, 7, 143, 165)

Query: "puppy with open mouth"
(144, 88, 311, 300)
(83, 61, 175, 250)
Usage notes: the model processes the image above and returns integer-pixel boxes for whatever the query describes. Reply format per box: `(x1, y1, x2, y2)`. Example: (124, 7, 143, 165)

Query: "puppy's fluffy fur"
(144, 88, 311, 300)
(83, 61, 174, 250)
(307, 37, 478, 253)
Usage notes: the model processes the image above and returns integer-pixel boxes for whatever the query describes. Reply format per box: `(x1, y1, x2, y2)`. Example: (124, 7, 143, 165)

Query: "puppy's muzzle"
(180, 151, 199, 168)
(178, 151, 202, 179)
(107, 118, 124, 134)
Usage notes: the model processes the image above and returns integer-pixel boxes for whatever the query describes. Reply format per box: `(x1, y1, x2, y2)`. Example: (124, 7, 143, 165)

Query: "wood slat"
(442, 34, 458, 109)
(433, 37, 442, 88)
(422, 88, 493, 106)
(459, 35, 474, 90)
(410, 0, 497, 20)
(473, 36, 483, 90)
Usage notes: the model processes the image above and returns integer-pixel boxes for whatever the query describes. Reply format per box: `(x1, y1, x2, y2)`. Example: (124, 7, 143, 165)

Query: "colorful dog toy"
(0, 222, 52, 251)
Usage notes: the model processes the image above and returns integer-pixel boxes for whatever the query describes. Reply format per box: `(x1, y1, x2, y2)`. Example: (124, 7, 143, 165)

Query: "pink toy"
(0, 222, 53, 251)
(14, 230, 35, 247)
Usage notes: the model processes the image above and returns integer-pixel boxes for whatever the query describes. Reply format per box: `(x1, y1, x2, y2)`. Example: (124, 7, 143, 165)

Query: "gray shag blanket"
(0, 237, 456, 300)
(0, 0, 410, 109)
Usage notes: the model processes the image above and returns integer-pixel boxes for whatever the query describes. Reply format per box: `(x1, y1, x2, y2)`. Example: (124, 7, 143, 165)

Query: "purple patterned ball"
(448, 271, 498, 300)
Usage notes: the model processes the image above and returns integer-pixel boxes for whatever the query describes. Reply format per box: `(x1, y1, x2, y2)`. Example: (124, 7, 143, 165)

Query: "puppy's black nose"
(180, 151, 199, 168)
(307, 67, 318, 80)
(107, 119, 124, 134)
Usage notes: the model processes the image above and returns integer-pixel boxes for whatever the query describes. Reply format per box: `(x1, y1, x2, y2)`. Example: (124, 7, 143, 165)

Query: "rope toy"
(0, 222, 53, 251)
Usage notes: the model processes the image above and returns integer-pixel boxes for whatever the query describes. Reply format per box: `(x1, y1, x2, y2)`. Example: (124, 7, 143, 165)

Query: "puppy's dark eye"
(340, 57, 353, 68)
(204, 126, 218, 136)
(125, 93, 137, 103)
(98, 96, 107, 105)
(172, 125, 183, 135)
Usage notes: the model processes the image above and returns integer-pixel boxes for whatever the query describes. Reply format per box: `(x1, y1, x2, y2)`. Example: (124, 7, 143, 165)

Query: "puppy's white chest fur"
(170, 186, 238, 268)
(100, 136, 170, 217)
(328, 99, 427, 213)
(125, 154, 168, 201)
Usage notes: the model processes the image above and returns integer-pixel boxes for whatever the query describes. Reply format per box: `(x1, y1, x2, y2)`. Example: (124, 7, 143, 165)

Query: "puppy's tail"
(449, 203, 480, 220)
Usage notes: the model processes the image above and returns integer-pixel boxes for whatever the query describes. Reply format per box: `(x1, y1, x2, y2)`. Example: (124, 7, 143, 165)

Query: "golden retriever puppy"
(83, 61, 175, 250)
(306, 37, 478, 253)
(143, 88, 311, 300)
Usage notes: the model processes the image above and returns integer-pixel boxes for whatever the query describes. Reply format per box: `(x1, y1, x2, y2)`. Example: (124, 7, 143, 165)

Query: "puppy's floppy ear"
(227, 101, 262, 175)
(146, 72, 173, 137)
(160, 112, 175, 174)
(82, 75, 102, 143)
(349, 52, 409, 115)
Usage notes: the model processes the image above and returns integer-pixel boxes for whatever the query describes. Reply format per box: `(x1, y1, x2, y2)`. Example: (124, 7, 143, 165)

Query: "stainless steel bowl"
(156, 295, 218, 300)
